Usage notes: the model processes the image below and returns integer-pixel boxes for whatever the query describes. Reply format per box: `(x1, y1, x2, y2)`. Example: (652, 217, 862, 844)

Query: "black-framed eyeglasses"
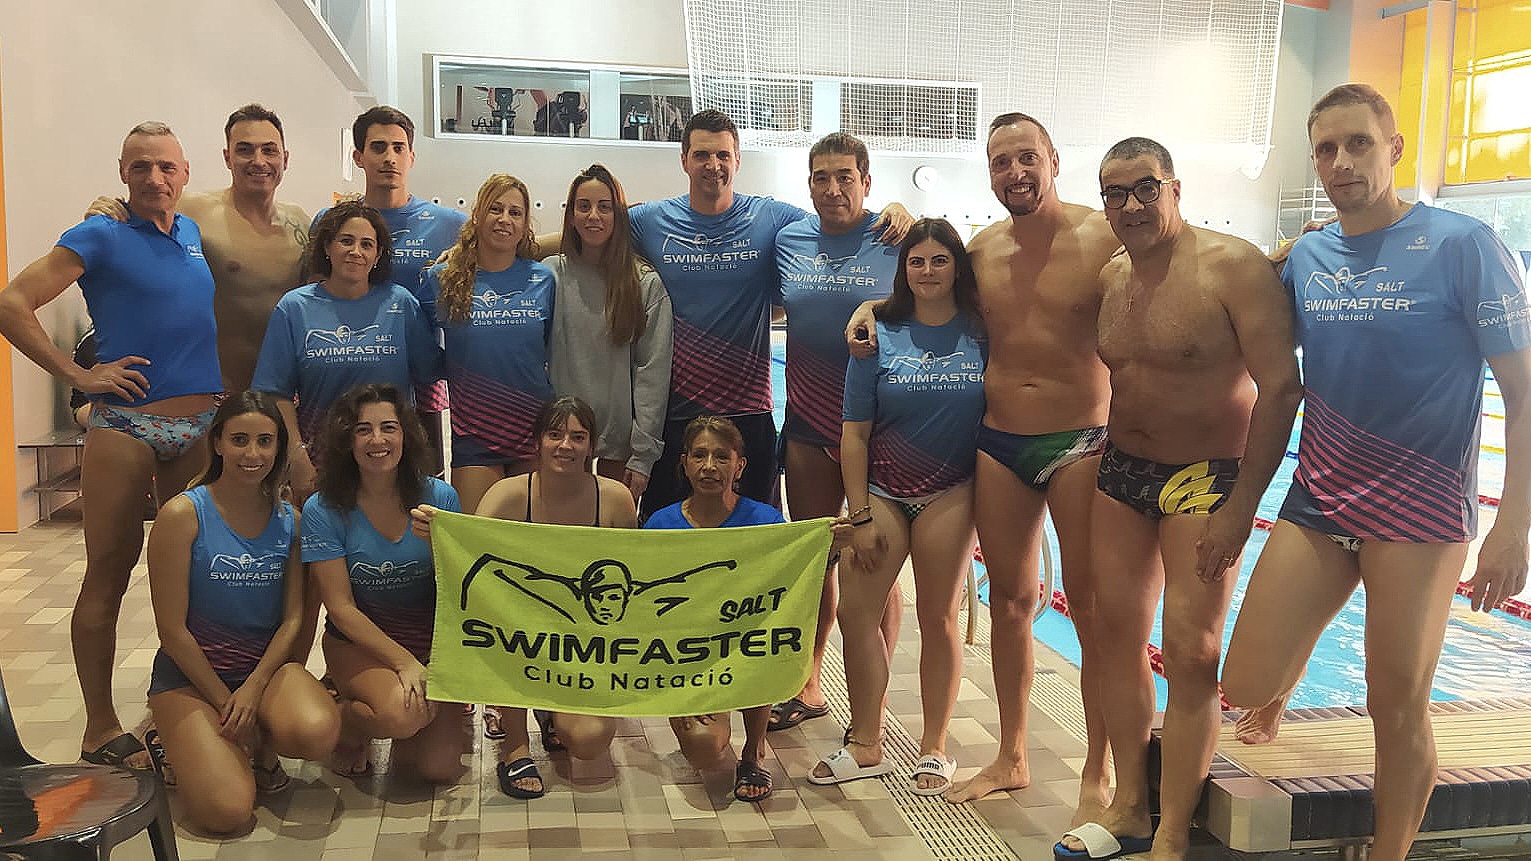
(1100, 177, 1172, 210)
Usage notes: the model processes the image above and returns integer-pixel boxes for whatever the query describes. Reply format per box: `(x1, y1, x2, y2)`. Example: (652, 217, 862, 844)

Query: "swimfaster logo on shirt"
(660, 218, 762, 271)
(391, 228, 437, 261)
(209, 552, 284, 583)
(1301, 265, 1414, 321)
(783, 251, 881, 291)
(351, 559, 424, 589)
(885, 351, 984, 391)
(470, 290, 544, 325)
(1477, 292, 1531, 329)
(303, 325, 399, 361)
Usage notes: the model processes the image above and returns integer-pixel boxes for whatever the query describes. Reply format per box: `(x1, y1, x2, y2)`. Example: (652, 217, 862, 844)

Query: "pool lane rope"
(976, 497, 1525, 713)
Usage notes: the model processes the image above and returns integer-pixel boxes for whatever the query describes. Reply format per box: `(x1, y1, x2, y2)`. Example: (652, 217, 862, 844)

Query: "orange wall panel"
(0, 40, 17, 532)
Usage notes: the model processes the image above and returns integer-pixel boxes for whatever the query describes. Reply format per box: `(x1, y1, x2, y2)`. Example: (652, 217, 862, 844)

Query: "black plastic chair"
(0, 666, 177, 859)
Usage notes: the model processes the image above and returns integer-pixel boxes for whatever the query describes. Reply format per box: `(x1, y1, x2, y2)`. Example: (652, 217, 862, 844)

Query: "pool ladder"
(964, 518, 1057, 645)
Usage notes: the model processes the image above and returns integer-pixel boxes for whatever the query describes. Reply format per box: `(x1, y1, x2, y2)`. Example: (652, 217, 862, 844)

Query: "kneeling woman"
(810, 218, 985, 796)
(412, 396, 638, 799)
(146, 391, 340, 835)
(305, 383, 464, 782)
(644, 416, 788, 803)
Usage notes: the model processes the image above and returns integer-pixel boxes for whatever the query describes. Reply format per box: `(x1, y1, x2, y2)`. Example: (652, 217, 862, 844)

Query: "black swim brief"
(1095, 443, 1241, 520)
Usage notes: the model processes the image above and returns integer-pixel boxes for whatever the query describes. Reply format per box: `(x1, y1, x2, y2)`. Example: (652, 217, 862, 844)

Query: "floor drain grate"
(817, 572, 1018, 860)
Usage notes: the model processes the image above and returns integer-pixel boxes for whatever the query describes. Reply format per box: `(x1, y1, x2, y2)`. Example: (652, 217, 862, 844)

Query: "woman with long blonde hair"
(420, 173, 556, 515)
(546, 164, 673, 502)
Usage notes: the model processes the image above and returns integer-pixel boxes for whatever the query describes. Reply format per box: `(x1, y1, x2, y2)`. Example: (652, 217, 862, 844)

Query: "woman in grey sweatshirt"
(546, 165, 673, 502)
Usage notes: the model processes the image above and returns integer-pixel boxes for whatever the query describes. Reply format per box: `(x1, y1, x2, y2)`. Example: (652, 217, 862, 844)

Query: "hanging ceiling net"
(684, 0, 1283, 174)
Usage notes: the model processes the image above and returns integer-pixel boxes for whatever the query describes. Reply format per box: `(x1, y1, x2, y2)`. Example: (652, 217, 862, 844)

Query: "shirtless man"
(186, 106, 309, 391)
(1057, 137, 1301, 861)
(850, 113, 1121, 812)
(1222, 84, 1531, 861)
(0, 123, 224, 771)
(90, 104, 308, 393)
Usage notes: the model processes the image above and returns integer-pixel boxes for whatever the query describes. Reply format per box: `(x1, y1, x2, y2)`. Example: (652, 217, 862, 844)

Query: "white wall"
(396, 0, 1337, 252)
(1, 0, 366, 526)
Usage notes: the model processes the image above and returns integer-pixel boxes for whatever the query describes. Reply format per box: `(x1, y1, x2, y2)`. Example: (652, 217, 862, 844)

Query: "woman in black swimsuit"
(412, 396, 636, 799)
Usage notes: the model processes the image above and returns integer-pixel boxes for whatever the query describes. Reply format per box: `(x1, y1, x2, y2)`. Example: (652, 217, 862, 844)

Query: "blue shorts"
(450, 432, 534, 469)
(147, 649, 251, 697)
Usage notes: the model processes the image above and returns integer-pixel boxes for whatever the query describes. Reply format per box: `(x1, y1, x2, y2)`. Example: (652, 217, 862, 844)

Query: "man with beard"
(849, 113, 1120, 814)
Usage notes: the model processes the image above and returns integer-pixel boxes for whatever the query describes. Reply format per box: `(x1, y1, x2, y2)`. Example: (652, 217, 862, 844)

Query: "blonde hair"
(436, 174, 535, 323)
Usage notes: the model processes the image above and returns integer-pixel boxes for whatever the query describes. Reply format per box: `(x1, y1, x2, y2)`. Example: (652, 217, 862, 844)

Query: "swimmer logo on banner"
(427, 511, 832, 716)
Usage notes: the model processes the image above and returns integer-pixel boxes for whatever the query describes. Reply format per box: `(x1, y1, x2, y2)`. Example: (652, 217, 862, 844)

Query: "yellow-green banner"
(427, 511, 832, 716)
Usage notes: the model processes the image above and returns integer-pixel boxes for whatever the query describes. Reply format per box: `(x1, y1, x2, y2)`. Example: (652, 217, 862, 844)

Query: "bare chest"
(201, 216, 306, 288)
(977, 253, 1101, 342)
(1097, 274, 1231, 368)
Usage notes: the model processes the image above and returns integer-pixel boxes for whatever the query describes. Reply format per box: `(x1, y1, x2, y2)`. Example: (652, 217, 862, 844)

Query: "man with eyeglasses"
(1056, 137, 1301, 861)
(849, 112, 1123, 811)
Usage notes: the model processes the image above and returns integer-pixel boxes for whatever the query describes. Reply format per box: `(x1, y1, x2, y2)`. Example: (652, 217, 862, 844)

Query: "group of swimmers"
(0, 81, 1525, 861)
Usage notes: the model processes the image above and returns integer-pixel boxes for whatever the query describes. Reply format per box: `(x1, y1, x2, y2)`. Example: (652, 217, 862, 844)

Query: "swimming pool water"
(769, 339, 1531, 709)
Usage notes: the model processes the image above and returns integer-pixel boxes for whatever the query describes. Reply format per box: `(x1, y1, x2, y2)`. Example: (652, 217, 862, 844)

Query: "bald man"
(0, 122, 223, 770)
(88, 104, 309, 393)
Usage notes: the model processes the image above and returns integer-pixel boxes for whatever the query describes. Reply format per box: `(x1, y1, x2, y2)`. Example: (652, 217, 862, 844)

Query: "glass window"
(438, 62, 591, 138)
(617, 72, 694, 142)
(1438, 193, 1531, 258)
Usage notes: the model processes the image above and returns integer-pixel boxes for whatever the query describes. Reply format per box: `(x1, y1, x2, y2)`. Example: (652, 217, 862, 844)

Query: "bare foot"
(1147, 831, 1187, 861)
(1069, 774, 1112, 828)
(1233, 698, 1286, 745)
(944, 756, 1029, 802)
(330, 737, 371, 778)
(1070, 796, 1110, 830)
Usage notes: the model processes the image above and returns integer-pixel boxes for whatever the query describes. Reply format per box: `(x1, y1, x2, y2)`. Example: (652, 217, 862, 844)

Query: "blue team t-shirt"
(315, 197, 466, 412)
(160, 485, 295, 681)
(56, 214, 222, 406)
(302, 477, 460, 661)
(643, 495, 786, 529)
(844, 315, 987, 499)
(251, 282, 440, 443)
(777, 213, 898, 448)
(420, 259, 555, 464)
(629, 194, 807, 419)
(1279, 204, 1531, 541)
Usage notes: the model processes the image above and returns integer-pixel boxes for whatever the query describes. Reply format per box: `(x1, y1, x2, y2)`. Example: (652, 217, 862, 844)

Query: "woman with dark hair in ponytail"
(146, 390, 339, 834)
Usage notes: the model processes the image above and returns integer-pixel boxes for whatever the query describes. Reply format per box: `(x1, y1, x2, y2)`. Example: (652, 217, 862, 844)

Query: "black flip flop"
(143, 729, 175, 786)
(534, 709, 565, 752)
(80, 732, 149, 770)
(497, 757, 545, 799)
(734, 758, 773, 802)
(767, 696, 829, 732)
